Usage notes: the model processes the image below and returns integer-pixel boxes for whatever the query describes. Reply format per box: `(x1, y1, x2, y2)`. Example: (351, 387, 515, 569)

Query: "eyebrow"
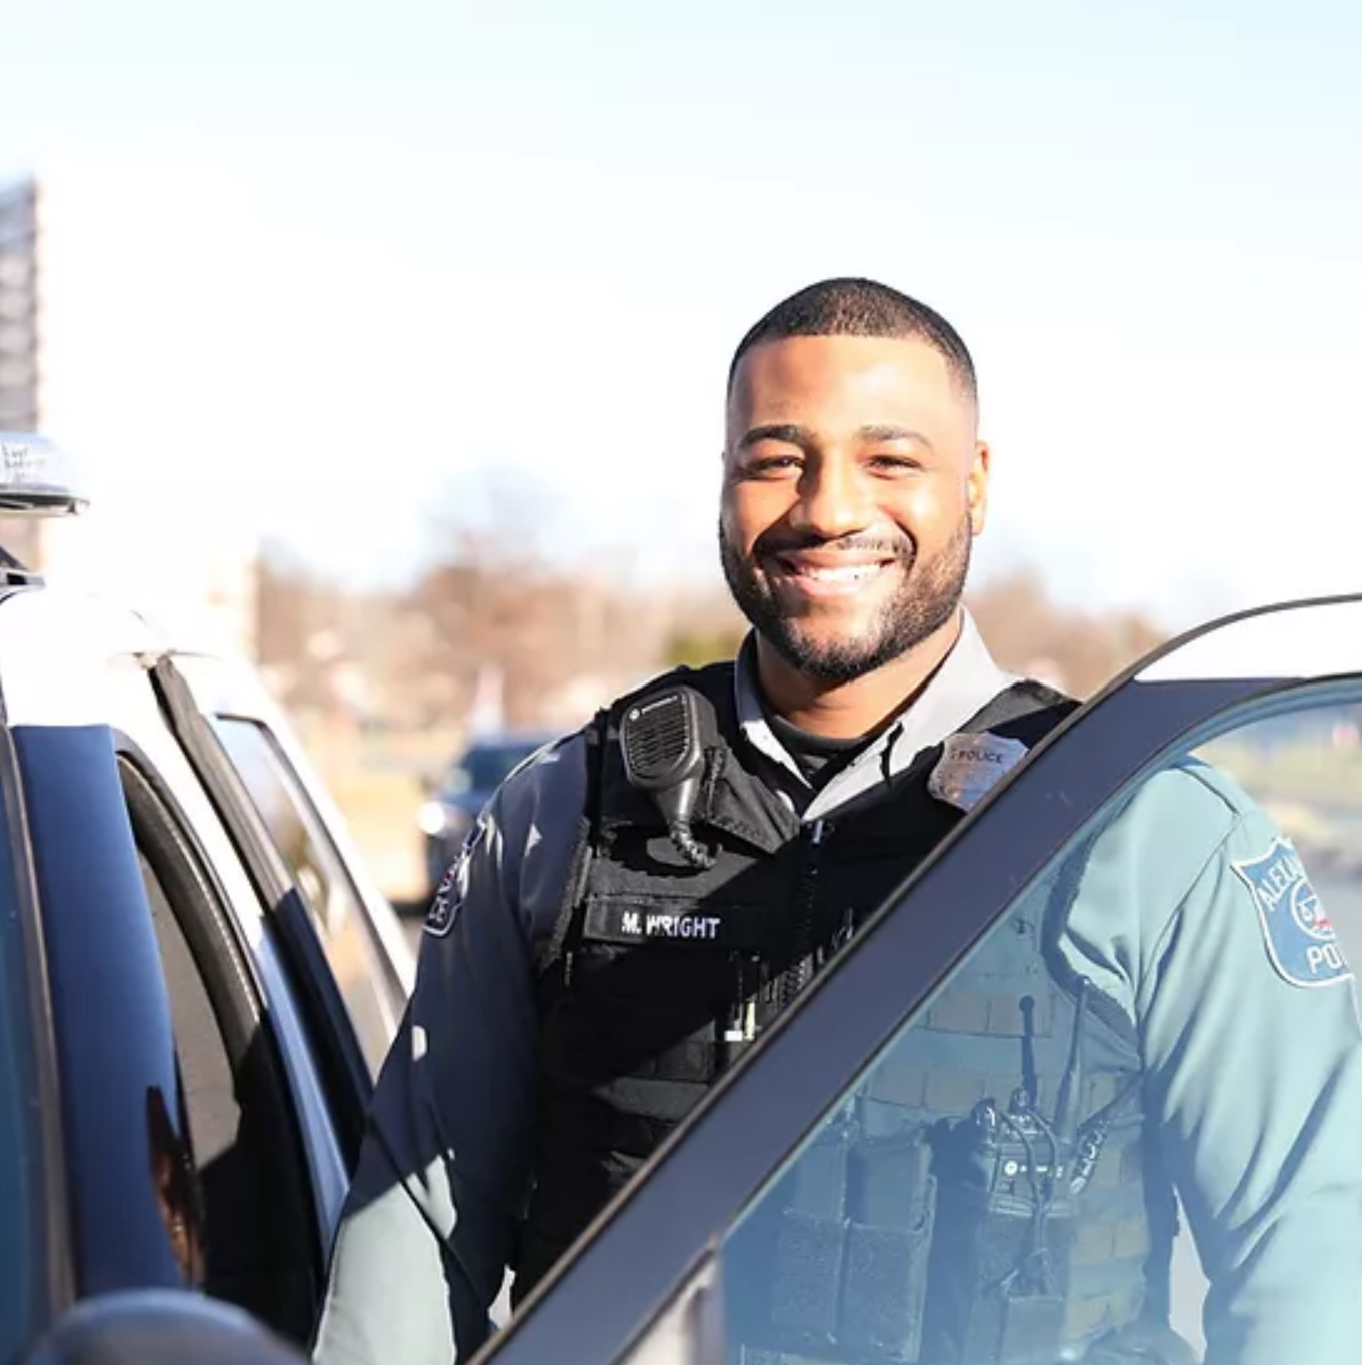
(738, 423, 936, 451)
(858, 424, 935, 449)
(737, 423, 811, 451)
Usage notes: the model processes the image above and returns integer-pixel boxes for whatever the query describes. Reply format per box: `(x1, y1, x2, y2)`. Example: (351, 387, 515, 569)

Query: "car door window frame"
(208, 712, 406, 1070)
(474, 667, 1331, 1365)
(115, 747, 326, 1342)
(147, 658, 373, 1168)
(11, 721, 193, 1304)
(0, 721, 72, 1356)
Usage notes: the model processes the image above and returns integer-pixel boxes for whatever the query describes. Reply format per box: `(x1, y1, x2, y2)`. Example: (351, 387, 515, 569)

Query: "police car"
(0, 435, 412, 1363)
(464, 592, 1362, 1365)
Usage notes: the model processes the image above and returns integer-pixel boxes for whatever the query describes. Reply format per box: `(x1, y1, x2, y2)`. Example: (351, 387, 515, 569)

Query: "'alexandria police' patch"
(1231, 837, 1353, 989)
(424, 820, 486, 939)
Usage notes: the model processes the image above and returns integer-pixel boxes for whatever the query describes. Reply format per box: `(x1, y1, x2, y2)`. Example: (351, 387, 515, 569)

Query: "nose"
(789, 452, 874, 543)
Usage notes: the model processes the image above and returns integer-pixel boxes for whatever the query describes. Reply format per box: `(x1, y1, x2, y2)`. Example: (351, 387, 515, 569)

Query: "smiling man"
(313, 279, 1361, 1365)
(718, 293, 988, 747)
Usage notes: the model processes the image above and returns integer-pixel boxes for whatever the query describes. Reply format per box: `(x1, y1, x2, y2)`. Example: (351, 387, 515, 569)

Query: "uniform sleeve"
(1095, 770, 1362, 1365)
(311, 735, 588, 1365)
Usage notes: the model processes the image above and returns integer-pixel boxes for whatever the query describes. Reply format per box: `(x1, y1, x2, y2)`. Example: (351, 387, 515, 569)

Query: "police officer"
(312, 278, 1362, 1365)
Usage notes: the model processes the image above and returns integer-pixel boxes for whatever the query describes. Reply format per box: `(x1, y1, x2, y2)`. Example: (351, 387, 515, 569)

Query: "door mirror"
(22, 1289, 308, 1365)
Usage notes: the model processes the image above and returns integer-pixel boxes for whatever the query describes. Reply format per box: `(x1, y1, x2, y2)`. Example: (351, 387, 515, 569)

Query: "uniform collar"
(732, 611, 1017, 804)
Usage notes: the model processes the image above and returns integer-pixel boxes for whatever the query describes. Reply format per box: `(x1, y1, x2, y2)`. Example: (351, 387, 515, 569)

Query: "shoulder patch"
(1230, 836, 1352, 988)
(424, 820, 487, 938)
(928, 732, 1029, 813)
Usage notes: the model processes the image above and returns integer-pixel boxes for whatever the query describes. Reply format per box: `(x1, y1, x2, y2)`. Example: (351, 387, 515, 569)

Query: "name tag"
(583, 899, 764, 948)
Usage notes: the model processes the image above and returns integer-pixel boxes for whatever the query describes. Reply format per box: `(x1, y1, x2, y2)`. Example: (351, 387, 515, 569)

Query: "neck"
(755, 612, 965, 741)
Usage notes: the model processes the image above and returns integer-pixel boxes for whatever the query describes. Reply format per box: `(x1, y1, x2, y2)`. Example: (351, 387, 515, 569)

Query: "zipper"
(775, 817, 831, 1010)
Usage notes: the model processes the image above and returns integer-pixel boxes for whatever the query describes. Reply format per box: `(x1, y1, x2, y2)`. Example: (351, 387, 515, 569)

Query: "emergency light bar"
(0, 432, 90, 516)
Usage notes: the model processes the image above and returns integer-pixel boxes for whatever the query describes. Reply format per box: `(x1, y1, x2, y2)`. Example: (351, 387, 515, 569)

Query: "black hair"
(727, 276, 977, 405)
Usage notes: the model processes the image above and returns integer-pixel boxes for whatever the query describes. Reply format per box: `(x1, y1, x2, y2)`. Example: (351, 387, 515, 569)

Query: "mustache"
(752, 530, 914, 561)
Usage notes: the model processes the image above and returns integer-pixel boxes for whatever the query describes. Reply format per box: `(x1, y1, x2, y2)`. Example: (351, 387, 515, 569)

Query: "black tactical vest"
(514, 664, 1169, 1365)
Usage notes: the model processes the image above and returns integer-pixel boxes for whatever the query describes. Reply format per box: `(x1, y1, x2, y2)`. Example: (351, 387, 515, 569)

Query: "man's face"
(720, 334, 989, 685)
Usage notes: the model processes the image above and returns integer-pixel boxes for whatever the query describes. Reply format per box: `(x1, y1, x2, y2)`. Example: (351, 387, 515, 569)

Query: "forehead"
(728, 334, 969, 433)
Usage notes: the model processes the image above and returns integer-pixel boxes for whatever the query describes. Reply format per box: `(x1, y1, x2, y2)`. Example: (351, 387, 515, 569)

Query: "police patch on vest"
(927, 731, 1029, 812)
(425, 820, 486, 938)
(1231, 837, 1352, 988)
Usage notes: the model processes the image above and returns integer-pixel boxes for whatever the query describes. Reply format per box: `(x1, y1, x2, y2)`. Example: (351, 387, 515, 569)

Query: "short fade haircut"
(727, 276, 977, 407)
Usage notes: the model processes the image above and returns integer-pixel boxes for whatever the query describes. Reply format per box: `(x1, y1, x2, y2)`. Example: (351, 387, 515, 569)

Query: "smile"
(768, 557, 896, 600)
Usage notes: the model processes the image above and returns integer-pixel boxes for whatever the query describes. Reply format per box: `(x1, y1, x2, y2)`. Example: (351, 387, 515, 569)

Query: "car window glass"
(210, 717, 394, 1078)
(1192, 701, 1362, 966)
(136, 849, 216, 1291)
(690, 690, 1362, 1365)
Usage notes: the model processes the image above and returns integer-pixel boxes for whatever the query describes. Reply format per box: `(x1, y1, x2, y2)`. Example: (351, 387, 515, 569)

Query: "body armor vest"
(514, 664, 1170, 1365)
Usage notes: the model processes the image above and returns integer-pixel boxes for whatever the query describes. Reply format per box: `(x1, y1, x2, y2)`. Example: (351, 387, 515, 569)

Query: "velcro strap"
(841, 1222, 933, 1360)
(770, 1212, 845, 1342)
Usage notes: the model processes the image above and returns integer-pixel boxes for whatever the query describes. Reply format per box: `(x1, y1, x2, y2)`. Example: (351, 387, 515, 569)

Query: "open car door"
(474, 593, 1362, 1365)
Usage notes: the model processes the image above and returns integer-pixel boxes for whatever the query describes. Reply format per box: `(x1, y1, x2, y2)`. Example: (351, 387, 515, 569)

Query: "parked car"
(462, 591, 1362, 1365)
(416, 728, 557, 900)
(0, 433, 413, 1362)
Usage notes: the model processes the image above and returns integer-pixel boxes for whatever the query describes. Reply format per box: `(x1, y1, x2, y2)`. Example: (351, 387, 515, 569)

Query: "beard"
(719, 516, 972, 686)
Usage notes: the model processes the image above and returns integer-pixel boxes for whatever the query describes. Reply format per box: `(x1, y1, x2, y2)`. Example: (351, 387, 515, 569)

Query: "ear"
(967, 441, 990, 536)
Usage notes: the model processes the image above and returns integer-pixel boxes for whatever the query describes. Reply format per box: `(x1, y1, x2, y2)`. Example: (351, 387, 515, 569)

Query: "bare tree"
(967, 569, 1166, 697)
(255, 544, 341, 712)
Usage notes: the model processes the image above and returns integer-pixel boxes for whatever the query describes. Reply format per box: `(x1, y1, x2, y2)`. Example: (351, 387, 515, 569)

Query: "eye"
(867, 453, 921, 473)
(744, 454, 802, 477)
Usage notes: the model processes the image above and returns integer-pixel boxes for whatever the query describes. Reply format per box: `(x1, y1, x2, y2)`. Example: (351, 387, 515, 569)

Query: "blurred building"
(0, 172, 262, 661)
(0, 178, 44, 568)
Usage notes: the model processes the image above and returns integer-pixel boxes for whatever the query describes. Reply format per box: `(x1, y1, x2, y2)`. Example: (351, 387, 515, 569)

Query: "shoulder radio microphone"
(619, 688, 716, 870)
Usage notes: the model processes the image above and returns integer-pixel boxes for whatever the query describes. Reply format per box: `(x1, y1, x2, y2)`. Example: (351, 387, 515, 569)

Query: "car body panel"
(174, 650, 415, 999)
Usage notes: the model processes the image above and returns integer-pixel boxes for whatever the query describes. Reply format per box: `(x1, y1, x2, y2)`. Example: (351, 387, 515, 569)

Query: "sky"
(3, 0, 1361, 632)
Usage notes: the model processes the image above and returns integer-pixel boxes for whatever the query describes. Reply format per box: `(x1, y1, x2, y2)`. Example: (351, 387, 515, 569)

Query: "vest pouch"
(768, 1116, 856, 1349)
(924, 1101, 1077, 1365)
(839, 1127, 937, 1363)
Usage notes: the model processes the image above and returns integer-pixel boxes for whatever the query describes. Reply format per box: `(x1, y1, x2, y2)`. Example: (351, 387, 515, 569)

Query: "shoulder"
(420, 730, 588, 941)
(479, 662, 736, 832)
(1106, 756, 1259, 854)
(480, 728, 591, 850)
(1112, 755, 1318, 887)
(459, 663, 740, 873)
(1083, 757, 1277, 937)
(1116, 758, 1355, 990)
(605, 660, 738, 721)
(1072, 759, 1266, 964)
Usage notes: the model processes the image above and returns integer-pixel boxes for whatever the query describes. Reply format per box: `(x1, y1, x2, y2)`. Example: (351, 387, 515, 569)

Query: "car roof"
(0, 579, 259, 724)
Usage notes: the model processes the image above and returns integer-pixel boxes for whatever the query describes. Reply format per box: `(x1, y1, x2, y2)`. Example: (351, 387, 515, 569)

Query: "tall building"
(0, 178, 43, 568)
(0, 174, 262, 659)
(0, 179, 38, 430)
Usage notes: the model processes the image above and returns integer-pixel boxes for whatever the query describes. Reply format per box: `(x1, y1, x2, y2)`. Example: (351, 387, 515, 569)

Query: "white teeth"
(796, 564, 882, 581)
